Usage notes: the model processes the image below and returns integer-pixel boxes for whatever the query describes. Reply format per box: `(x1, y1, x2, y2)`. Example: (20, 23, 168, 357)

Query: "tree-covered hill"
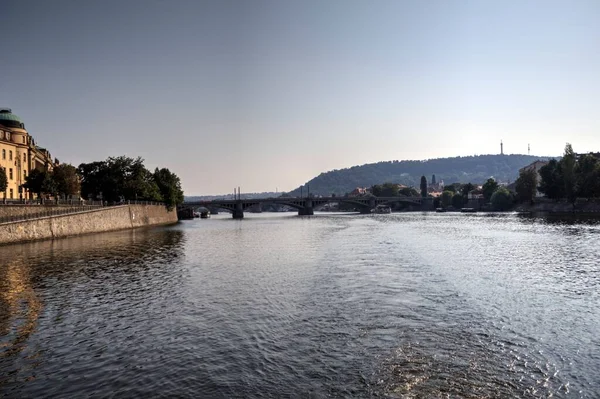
(288, 154, 553, 196)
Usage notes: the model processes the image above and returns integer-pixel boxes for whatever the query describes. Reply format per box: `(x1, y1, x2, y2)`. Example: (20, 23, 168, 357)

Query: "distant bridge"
(180, 196, 431, 219)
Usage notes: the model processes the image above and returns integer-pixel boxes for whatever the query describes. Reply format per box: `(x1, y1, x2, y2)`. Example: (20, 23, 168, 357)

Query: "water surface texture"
(1, 213, 599, 398)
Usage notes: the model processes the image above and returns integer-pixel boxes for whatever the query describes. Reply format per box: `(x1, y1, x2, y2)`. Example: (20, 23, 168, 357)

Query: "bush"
(491, 187, 512, 211)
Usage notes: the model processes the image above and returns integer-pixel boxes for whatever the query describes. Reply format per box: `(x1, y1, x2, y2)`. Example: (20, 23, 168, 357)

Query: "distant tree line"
(370, 182, 419, 197)
(19, 156, 184, 209)
(515, 143, 600, 204)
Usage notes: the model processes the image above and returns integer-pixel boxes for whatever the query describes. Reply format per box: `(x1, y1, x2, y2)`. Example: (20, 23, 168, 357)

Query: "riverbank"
(514, 198, 600, 215)
(0, 204, 177, 245)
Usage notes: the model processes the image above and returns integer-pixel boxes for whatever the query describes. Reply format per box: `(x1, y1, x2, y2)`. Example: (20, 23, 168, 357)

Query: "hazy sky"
(1, 0, 599, 195)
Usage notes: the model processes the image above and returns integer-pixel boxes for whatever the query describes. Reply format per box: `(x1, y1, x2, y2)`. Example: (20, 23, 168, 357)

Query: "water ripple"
(0, 214, 599, 398)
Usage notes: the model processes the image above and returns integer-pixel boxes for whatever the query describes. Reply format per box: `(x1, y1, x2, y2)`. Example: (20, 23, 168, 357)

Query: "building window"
(22, 136, 25, 143)
(24, 170, 27, 181)
(1, 149, 4, 160)
(9, 189, 13, 199)
(9, 168, 13, 180)
(6, 133, 10, 141)
(9, 151, 12, 161)
(23, 153, 26, 163)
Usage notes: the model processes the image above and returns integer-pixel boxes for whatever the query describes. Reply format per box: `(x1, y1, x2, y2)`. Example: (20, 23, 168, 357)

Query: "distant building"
(428, 179, 444, 192)
(0, 108, 56, 200)
(348, 187, 370, 197)
(519, 160, 549, 197)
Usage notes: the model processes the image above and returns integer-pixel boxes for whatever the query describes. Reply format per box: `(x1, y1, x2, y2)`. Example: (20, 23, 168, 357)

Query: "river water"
(1, 212, 599, 398)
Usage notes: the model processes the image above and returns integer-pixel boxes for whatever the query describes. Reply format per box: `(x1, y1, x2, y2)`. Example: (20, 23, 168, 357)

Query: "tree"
(41, 173, 58, 198)
(560, 143, 577, 204)
(538, 159, 564, 200)
(52, 163, 81, 198)
(371, 183, 400, 197)
(482, 178, 499, 202)
(78, 161, 109, 201)
(441, 190, 454, 208)
(491, 187, 512, 211)
(451, 193, 465, 209)
(420, 176, 427, 198)
(443, 183, 461, 193)
(399, 187, 419, 197)
(153, 167, 184, 210)
(575, 154, 600, 198)
(78, 156, 164, 202)
(461, 183, 475, 199)
(0, 167, 7, 197)
(23, 169, 46, 198)
(515, 168, 538, 203)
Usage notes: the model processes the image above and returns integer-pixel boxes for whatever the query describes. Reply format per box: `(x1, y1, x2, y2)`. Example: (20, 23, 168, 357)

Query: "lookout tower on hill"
(500, 140, 504, 155)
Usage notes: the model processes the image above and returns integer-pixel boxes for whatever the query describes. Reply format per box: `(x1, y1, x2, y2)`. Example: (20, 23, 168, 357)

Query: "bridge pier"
(298, 207, 314, 216)
(232, 202, 244, 219)
(359, 198, 376, 214)
(298, 199, 313, 216)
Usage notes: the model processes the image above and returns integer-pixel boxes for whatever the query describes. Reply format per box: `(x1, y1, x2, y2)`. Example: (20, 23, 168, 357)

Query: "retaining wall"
(0, 204, 178, 245)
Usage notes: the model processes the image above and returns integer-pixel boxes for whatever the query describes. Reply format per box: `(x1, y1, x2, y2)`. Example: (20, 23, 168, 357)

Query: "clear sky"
(1, 0, 599, 195)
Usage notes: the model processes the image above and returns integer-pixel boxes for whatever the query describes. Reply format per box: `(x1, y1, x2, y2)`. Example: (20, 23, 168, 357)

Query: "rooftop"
(0, 108, 25, 128)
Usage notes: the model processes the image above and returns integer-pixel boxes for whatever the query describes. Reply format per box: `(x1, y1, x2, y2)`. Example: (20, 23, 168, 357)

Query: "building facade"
(0, 108, 55, 200)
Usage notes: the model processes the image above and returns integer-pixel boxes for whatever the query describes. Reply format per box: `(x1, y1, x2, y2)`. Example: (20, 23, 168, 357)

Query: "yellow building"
(0, 108, 55, 200)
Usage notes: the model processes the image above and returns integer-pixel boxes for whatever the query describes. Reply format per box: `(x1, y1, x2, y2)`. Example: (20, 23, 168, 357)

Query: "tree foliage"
(420, 175, 427, 198)
(515, 168, 538, 203)
(482, 178, 499, 202)
(491, 187, 512, 211)
(23, 169, 47, 198)
(443, 183, 461, 193)
(399, 187, 420, 197)
(441, 190, 454, 208)
(461, 183, 475, 199)
(154, 168, 184, 210)
(561, 143, 577, 204)
(52, 164, 81, 198)
(451, 193, 465, 209)
(371, 183, 399, 197)
(0, 167, 7, 194)
(78, 156, 184, 207)
(538, 144, 600, 202)
(371, 183, 419, 197)
(575, 154, 600, 198)
(538, 159, 564, 200)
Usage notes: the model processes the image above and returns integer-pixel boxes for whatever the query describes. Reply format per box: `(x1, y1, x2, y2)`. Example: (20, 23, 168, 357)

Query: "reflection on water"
(0, 227, 185, 394)
(0, 257, 42, 363)
(0, 214, 599, 398)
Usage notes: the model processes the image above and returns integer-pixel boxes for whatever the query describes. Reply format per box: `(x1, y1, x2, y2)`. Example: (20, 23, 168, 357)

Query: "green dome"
(0, 108, 25, 128)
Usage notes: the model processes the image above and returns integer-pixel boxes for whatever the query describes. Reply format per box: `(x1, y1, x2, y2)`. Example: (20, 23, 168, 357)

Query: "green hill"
(289, 154, 553, 196)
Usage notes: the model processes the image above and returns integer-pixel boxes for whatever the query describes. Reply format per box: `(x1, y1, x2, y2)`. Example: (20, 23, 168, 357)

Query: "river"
(1, 212, 599, 398)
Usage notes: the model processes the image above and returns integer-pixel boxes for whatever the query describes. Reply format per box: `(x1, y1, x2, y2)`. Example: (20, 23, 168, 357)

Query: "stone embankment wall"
(0, 204, 177, 245)
(515, 199, 600, 214)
